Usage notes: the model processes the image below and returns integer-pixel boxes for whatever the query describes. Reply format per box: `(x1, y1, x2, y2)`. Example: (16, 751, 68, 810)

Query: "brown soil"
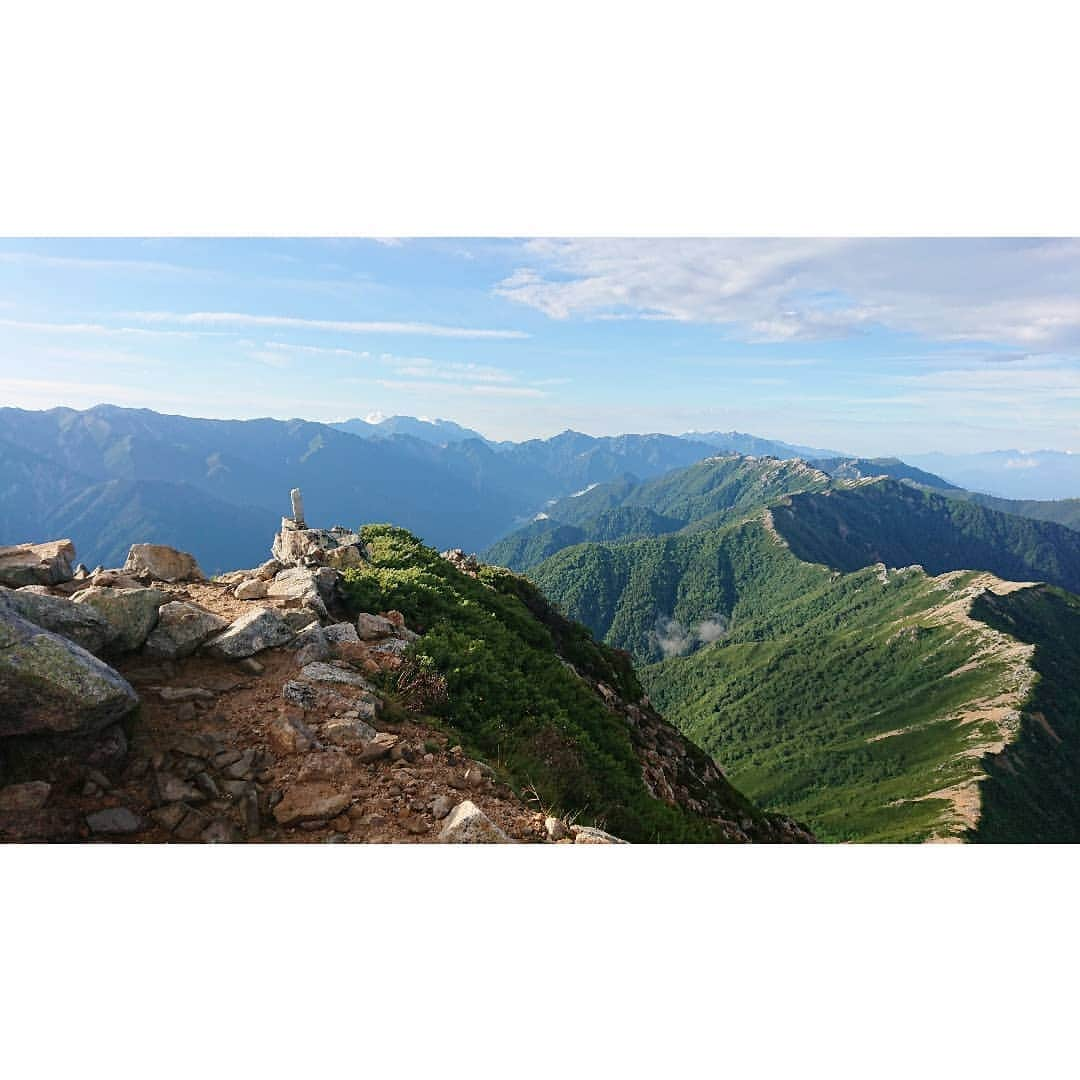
(42, 580, 550, 844)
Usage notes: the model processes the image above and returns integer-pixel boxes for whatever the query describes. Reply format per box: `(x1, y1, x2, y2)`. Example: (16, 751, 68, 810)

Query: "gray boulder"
(323, 715, 378, 747)
(203, 606, 295, 659)
(283, 608, 321, 632)
(0, 539, 76, 587)
(123, 544, 204, 583)
(0, 597, 139, 738)
(298, 661, 375, 690)
(266, 566, 333, 619)
(437, 800, 511, 843)
(72, 586, 166, 652)
(571, 825, 628, 845)
(355, 612, 398, 639)
(86, 807, 143, 835)
(0, 586, 115, 654)
(290, 621, 360, 664)
(235, 578, 268, 600)
(143, 601, 230, 660)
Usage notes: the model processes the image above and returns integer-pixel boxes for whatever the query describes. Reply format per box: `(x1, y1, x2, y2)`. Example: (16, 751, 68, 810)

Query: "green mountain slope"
(339, 525, 811, 843)
(485, 455, 832, 571)
(485, 508, 685, 572)
(811, 455, 961, 489)
(968, 584, 1080, 842)
(771, 478, 1080, 593)
(525, 482, 1080, 842)
(945, 490, 1080, 533)
(642, 544, 1047, 841)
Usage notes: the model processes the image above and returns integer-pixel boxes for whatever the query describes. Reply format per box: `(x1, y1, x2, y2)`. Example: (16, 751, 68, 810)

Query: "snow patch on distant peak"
(570, 483, 600, 498)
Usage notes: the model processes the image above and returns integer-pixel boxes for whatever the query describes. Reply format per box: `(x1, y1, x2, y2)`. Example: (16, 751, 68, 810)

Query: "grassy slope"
(530, 512, 1080, 842)
(340, 524, 782, 842)
(641, 552, 1023, 842)
(969, 585, 1080, 842)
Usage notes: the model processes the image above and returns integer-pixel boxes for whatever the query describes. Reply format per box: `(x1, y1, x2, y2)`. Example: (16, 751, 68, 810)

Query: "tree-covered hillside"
(968, 584, 1080, 842)
(945, 490, 1080, 533)
(485, 455, 832, 571)
(524, 488, 1080, 842)
(771, 479, 1080, 593)
(339, 525, 807, 843)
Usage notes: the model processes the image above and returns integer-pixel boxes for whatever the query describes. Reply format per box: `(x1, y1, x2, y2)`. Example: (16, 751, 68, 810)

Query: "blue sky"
(0, 237, 1078, 454)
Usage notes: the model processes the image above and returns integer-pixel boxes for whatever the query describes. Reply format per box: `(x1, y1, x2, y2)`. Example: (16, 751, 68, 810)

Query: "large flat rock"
(73, 586, 166, 652)
(143, 601, 229, 660)
(0, 594, 139, 738)
(0, 539, 76, 588)
(0, 587, 114, 654)
(123, 543, 205, 583)
(203, 606, 295, 659)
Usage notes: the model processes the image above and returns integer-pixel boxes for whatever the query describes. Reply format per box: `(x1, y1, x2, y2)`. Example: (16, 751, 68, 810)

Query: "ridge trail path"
(86, 578, 549, 843)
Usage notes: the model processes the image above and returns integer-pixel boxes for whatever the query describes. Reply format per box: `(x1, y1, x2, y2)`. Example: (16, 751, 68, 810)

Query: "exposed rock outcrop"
(0, 594, 139, 738)
(1, 586, 114, 654)
(123, 544, 204, 583)
(271, 508, 366, 571)
(203, 606, 295, 659)
(73, 586, 166, 653)
(0, 539, 76, 587)
(143, 601, 229, 660)
(438, 800, 511, 843)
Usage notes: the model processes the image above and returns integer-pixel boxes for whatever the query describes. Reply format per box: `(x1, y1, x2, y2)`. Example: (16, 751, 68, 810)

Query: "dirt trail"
(46, 579, 551, 843)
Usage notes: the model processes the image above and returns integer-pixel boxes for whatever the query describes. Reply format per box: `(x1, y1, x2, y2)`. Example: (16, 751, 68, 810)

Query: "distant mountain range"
(682, 429, 846, 459)
(332, 415, 487, 445)
(3, 404, 1077, 576)
(0, 406, 729, 570)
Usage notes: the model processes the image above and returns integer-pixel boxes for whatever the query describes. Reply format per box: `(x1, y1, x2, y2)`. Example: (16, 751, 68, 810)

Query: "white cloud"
(387, 356, 516, 384)
(0, 251, 208, 275)
(123, 310, 528, 340)
(376, 378, 543, 398)
(262, 341, 372, 359)
(0, 317, 229, 339)
(494, 238, 1080, 347)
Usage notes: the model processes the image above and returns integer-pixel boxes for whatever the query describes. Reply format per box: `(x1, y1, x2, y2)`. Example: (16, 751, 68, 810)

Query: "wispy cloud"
(0, 317, 230, 339)
(376, 378, 544, 398)
(495, 238, 1080, 348)
(386, 356, 516, 384)
(123, 310, 528, 340)
(0, 251, 210, 276)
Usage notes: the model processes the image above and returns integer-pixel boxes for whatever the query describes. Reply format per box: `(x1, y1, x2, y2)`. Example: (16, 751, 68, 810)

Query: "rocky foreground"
(0, 509, 813, 844)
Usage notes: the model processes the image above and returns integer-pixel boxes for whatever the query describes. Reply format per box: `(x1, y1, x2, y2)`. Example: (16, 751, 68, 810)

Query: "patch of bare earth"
(50, 580, 549, 844)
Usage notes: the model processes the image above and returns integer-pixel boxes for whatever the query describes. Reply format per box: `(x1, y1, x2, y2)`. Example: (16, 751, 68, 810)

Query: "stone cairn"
(271, 488, 367, 569)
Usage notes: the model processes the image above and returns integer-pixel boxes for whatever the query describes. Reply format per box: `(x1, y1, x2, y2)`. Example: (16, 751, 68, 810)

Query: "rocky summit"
(0, 492, 814, 845)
